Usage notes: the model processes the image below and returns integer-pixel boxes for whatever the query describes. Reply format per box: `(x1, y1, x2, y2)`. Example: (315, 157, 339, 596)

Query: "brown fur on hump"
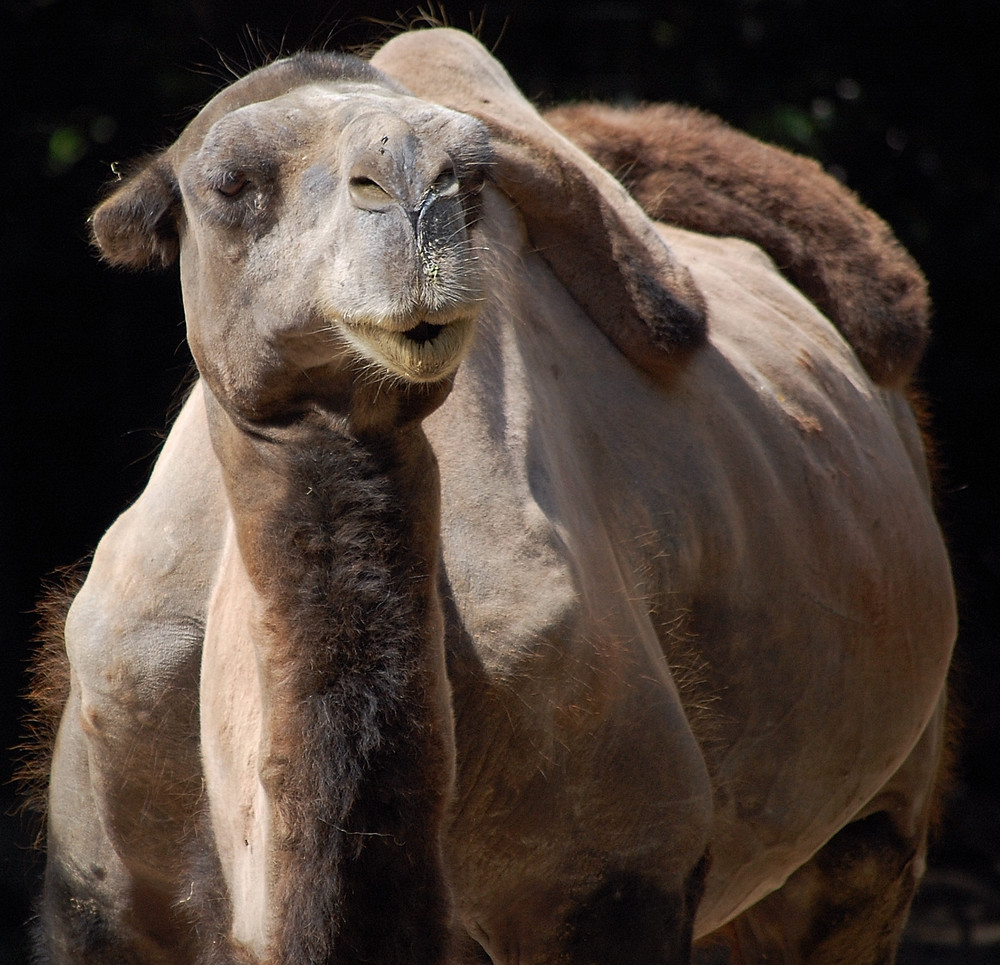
(545, 102, 931, 387)
(15, 570, 80, 839)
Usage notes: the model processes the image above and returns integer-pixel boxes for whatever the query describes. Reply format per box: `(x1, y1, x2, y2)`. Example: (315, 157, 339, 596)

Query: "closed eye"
(216, 171, 251, 197)
(349, 175, 394, 211)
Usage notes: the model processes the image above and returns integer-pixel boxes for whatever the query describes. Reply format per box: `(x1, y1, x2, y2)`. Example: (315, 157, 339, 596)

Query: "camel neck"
(205, 391, 454, 965)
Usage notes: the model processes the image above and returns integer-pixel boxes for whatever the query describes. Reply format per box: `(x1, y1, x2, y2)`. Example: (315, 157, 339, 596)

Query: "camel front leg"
(39, 572, 207, 963)
(37, 384, 224, 963)
(42, 685, 176, 964)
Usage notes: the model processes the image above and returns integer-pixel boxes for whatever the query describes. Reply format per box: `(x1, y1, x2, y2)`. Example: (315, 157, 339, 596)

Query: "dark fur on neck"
(218, 418, 453, 965)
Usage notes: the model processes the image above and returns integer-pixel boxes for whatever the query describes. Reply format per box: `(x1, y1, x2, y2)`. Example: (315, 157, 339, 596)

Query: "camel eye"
(216, 171, 250, 197)
(349, 175, 392, 208)
(431, 169, 460, 199)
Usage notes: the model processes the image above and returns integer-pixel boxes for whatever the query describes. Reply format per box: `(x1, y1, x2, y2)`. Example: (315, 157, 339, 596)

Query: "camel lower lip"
(342, 315, 474, 382)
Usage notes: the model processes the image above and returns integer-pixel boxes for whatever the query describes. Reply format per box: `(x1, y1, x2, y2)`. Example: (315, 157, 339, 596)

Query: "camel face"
(94, 60, 491, 423)
(179, 87, 489, 387)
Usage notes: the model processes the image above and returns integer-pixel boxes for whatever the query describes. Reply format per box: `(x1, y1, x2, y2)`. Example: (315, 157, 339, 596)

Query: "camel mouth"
(341, 314, 475, 383)
(402, 320, 446, 345)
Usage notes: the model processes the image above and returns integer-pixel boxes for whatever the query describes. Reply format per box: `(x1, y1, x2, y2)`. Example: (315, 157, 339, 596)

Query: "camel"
(30, 27, 955, 965)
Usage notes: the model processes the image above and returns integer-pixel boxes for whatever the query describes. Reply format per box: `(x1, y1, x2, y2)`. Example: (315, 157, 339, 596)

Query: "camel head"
(89, 30, 712, 427)
(90, 53, 493, 424)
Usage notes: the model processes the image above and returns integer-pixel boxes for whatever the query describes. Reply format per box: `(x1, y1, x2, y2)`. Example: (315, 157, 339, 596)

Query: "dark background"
(2, 0, 998, 960)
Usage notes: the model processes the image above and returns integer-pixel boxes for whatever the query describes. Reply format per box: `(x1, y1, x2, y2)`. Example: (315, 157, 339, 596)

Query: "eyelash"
(215, 171, 251, 198)
(196, 168, 273, 229)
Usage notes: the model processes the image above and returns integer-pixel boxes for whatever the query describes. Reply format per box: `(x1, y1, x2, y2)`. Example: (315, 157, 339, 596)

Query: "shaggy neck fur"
(208, 395, 454, 965)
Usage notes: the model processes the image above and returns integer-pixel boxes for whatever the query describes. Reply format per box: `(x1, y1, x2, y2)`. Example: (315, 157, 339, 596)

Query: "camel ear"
(373, 30, 707, 378)
(90, 155, 180, 269)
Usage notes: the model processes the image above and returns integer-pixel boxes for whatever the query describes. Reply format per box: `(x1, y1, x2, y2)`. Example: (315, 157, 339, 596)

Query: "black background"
(2, 1, 998, 959)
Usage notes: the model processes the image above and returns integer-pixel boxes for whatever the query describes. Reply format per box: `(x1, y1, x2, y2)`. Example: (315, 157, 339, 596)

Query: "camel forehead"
(184, 82, 483, 157)
(214, 84, 473, 138)
(170, 50, 480, 160)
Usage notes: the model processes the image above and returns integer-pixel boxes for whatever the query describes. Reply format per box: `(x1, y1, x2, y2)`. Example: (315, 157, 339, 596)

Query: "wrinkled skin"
(36, 28, 955, 965)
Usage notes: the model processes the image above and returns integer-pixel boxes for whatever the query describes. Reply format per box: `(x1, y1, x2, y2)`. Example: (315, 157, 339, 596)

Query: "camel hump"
(546, 102, 930, 387)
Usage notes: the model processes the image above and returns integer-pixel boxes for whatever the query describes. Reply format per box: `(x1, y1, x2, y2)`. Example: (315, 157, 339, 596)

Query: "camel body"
(36, 28, 954, 965)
